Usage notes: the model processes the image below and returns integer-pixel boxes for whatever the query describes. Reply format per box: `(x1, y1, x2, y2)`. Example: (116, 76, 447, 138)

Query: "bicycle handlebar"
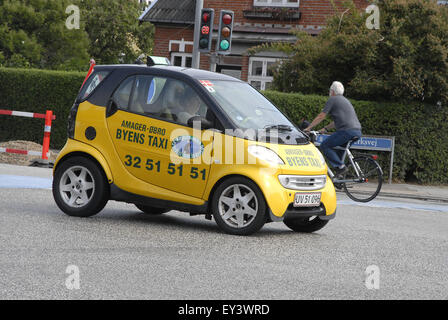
(302, 130, 320, 143)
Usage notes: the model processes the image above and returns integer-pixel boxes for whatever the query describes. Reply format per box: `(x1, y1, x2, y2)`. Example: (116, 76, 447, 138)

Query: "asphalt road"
(0, 172, 447, 299)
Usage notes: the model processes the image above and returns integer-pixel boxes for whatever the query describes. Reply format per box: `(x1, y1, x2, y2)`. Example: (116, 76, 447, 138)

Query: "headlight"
(315, 148, 326, 166)
(248, 145, 284, 165)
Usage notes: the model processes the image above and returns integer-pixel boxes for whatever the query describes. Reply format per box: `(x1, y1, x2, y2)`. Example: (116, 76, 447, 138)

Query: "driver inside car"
(177, 88, 202, 126)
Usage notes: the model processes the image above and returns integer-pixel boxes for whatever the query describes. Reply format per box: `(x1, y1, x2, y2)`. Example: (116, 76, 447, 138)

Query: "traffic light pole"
(209, 52, 218, 72)
(192, 0, 204, 69)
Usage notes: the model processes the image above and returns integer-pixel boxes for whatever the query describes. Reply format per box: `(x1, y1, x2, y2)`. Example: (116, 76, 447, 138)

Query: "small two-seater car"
(52, 57, 336, 235)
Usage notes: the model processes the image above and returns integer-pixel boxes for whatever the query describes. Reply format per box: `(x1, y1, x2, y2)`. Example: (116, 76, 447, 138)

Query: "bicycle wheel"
(343, 156, 383, 202)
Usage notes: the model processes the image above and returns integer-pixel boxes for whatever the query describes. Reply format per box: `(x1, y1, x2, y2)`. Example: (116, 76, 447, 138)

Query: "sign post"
(389, 137, 395, 185)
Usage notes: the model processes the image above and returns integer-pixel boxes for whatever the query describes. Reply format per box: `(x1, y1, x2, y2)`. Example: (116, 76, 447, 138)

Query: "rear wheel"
(135, 204, 169, 215)
(343, 156, 382, 202)
(212, 177, 267, 236)
(283, 216, 329, 233)
(53, 156, 109, 217)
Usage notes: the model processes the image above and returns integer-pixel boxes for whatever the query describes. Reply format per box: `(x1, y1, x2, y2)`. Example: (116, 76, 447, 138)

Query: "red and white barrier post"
(0, 108, 56, 167)
(41, 110, 53, 161)
(0, 148, 42, 157)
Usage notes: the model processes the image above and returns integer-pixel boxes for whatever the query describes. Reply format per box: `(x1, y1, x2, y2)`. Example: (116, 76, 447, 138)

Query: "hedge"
(0, 67, 446, 183)
(0, 68, 85, 150)
(264, 90, 448, 184)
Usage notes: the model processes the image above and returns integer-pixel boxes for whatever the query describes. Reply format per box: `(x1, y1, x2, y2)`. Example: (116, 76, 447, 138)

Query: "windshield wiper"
(264, 124, 293, 132)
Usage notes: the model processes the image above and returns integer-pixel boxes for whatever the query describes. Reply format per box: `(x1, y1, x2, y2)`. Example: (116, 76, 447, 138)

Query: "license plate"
(294, 192, 321, 207)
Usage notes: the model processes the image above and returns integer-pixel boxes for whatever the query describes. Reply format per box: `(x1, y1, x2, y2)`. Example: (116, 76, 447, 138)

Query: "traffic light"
(198, 8, 214, 53)
(216, 10, 234, 55)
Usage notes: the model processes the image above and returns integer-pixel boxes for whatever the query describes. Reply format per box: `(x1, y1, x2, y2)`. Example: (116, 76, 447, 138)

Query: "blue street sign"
(315, 135, 394, 151)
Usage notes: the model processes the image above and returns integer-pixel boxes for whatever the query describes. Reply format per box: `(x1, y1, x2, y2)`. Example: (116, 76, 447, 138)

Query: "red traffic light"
(222, 14, 232, 25)
(199, 9, 214, 52)
(201, 25, 210, 35)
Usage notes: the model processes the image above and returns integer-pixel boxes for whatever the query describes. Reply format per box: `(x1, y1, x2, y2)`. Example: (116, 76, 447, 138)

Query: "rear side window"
(129, 76, 168, 114)
(112, 77, 135, 110)
(146, 77, 167, 105)
(79, 71, 110, 100)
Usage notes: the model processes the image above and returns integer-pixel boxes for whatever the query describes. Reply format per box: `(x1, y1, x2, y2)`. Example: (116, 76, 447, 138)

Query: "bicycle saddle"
(343, 136, 360, 148)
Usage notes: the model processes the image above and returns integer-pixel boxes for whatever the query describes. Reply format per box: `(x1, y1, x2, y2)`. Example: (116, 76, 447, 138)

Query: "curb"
(337, 190, 448, 203)
(377, 192, 448, 203)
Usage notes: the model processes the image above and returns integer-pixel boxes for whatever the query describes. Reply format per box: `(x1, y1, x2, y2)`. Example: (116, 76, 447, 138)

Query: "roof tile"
(140, 0, 196, 24)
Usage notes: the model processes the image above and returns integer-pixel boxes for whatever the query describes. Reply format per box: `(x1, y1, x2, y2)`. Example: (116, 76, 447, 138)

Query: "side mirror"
(299, 120, 310, 130)
(187, 116, 214, 130)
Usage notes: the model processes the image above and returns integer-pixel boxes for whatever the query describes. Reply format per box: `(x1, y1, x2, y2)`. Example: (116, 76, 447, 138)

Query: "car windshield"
(206, 80, 299, 132)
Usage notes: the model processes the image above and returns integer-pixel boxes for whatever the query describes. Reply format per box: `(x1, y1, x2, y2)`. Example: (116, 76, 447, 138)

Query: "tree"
(0, 0, 90, 70)
(80, 0, 154, 65)
(0, 0, 154, 70)
(262, 0, 448, 106)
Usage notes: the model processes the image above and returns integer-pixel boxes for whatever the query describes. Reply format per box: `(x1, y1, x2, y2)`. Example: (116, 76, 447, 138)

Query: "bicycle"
(308, 131, 383, 202)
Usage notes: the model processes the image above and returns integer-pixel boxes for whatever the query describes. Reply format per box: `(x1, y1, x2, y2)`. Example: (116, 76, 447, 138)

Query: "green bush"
(264, 90, 448, 184)
(0, 67, 85, 149)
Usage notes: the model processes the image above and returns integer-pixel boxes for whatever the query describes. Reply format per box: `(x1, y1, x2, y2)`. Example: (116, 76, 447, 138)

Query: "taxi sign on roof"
(147, 56, 171, 66)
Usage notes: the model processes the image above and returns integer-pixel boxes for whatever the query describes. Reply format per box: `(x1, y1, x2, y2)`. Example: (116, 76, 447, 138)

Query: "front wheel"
(343, 156, 383, 202)
(53, 156, 109, 217)
(212, 177, 267, 236)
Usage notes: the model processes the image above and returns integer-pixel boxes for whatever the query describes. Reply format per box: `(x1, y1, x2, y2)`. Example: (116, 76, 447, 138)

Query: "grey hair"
(330, 81, 345, 96)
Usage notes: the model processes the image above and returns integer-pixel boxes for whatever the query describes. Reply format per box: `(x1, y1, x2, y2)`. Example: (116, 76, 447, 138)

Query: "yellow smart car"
(52, 58, 336, 235)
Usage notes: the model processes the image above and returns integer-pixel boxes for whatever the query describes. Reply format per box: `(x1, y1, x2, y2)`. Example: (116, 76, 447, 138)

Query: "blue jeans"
(320, 129, 362, 168)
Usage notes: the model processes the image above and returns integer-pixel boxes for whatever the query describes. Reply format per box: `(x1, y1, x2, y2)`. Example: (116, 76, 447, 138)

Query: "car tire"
(53, 156, 109, 217)
(135, 204, 169, 215)
(212, 177, 267, 236)
(283, 216, 329, 233)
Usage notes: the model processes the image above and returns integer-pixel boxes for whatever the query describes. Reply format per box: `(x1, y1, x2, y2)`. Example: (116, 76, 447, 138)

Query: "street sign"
(315, 135, 394, 151)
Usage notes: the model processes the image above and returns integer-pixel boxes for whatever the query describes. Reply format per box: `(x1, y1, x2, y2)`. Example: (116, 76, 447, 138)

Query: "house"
(139, 0, 369, 90)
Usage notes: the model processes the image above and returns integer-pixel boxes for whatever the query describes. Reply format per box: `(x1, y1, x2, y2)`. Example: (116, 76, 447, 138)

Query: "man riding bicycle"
(304, 81, 362, 177)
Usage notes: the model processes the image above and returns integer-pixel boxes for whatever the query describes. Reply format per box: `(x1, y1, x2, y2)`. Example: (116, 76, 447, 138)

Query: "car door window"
(160, 79, 208, 126)
(128, 76, 209, 126)
(112, 77, 135, 110)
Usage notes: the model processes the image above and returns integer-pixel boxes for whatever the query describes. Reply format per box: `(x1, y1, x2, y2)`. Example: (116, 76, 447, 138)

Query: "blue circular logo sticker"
(171, 136, 204, 159)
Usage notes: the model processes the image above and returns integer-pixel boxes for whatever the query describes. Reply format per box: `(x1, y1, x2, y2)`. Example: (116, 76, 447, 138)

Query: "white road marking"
(0, 175, 52, 189)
